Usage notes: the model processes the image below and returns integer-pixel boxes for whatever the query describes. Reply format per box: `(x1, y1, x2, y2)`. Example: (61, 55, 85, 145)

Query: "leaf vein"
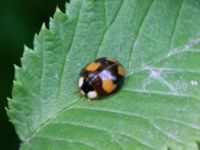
(151, 117, 200, 132)
(127, 36, 200, 76)
(149, 120, 193, 148)
(123, 89, 200, 102)
(26, 100, 80, 142)
(94, 0, 124, 58)
(55, 0, 83, 100)
(127, 0, 154, 75)
(52, 122, 156, 150)
(73, 107, 200, 132)
(167, 0, 184, 51)
(36, 135, 97, 150)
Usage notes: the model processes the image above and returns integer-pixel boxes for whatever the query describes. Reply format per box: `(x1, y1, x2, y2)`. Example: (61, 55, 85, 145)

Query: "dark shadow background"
(0, 0, 68, 149)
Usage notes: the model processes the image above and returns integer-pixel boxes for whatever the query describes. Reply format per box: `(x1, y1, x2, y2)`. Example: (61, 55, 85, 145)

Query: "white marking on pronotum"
(78, 77, 84, 87)
(87, 91, 97, 99)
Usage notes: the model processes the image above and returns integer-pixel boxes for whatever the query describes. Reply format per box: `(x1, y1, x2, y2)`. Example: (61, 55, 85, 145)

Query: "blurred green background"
(0, 0, 68, 149)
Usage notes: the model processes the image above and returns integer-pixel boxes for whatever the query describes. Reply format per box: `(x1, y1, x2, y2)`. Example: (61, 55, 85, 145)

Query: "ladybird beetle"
(78, 57, 125, 100)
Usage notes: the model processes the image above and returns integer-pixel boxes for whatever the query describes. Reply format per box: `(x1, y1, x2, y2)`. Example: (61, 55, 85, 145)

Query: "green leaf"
(7, 0, 200, 149)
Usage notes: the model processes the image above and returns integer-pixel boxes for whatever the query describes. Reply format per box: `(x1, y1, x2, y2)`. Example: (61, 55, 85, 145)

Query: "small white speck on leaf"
(190, 80, 198, 86)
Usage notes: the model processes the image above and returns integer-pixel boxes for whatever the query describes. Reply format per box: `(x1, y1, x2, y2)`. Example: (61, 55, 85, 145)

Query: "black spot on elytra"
(81, 79, 94, 94)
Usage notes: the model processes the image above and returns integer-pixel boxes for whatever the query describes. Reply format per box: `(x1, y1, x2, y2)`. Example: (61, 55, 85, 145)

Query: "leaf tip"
(55, 7, 62, 13)
(14, 64, 20, 71)
(41, 23, 48, 31)
(13, 80, 22, 90)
